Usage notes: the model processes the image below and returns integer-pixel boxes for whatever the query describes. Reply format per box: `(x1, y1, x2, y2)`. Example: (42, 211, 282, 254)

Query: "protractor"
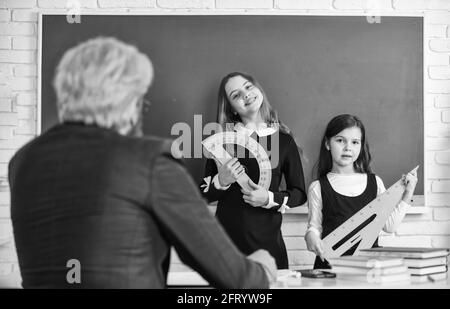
(322, 165, 419, 258)
(202, 131, 272, 191)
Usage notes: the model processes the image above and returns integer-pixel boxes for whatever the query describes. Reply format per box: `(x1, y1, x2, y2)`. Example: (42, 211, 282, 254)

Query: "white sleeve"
(306, 181, 323, 238)
(266, 191, 278, 207)
(376, 175, 411, 233)
(265, 191, 291, 213)
(212, 174, 231, 190)
(375, 175, 386, 195)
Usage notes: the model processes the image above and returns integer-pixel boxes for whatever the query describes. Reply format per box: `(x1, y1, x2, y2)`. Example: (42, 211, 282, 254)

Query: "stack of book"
(327, 255, 410, 284)
(357, 247, 449, 283)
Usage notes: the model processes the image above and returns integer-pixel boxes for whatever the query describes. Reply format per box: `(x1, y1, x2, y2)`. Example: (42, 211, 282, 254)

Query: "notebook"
(411, 272, 447, 283)
(328, 256, 404, 268)
(332, 265, 408, 276)
(403, 256, 448, 268)
(358, 247, 450, 259)
(408, 265, 447, 276)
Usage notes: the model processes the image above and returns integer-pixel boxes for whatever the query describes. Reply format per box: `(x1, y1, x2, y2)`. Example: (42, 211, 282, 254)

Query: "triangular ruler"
(202, 131, 272, 191)
(322, 166, 419, 258)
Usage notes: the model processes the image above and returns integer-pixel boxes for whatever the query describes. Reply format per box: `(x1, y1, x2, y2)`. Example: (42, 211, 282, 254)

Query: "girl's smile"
(225, 75, 264, 115)
(244, 95, 257, 106)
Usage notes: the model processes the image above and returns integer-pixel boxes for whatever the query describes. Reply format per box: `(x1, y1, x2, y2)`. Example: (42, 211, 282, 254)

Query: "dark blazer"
(8, 123, 268, 288)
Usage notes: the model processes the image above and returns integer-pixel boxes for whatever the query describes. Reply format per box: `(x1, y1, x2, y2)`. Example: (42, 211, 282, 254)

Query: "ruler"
(322, 166, 419, 258)
(201, 131, 272, 191)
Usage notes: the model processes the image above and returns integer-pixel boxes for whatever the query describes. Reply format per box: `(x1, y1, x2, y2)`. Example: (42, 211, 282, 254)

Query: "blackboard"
(41, 15, 424, 194)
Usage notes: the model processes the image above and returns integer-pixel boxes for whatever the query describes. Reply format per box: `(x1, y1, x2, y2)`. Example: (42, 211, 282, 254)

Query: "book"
(328, 256, 404, 268)
(337, 272, 411, 284)
(332, 265, 408, 276)
(358, 247, 450, 259)
(411, 272, 447, 283)
(408, 265, 447, 276)
(403, 256, 448, 268)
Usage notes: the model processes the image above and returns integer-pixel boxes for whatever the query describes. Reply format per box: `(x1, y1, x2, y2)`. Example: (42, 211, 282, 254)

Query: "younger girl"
(200, 72, 307, 269)
(305, 114, 418, 269)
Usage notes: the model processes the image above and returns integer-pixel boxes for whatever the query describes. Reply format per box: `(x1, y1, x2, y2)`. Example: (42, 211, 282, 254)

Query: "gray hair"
(53, 37, 153, 135)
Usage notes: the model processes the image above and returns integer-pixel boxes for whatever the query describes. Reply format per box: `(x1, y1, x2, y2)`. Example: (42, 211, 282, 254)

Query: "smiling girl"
(305, 114, 418, 269)
(200, 72, 307, 269)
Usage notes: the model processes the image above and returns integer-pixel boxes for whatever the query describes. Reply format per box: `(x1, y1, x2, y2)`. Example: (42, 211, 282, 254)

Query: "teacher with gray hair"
(8, 37, 276, 289)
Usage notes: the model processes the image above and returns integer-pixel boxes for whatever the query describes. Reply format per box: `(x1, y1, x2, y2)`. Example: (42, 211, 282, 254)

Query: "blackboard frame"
(37, 11, 426, 203)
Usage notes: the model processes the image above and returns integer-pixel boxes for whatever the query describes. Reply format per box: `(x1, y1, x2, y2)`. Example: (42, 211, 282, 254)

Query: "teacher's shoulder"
(136, 135, 183, 162)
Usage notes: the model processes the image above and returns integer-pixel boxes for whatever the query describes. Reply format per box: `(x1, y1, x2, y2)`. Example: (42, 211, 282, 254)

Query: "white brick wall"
(425, 24, 447, 37)
(156, 0, 214, 9)
(393, 0, 450, 10)
(0, 37, 11, 49)
(0, 1, 36, 9)
(442, 110, 450, 123)
(0, 10, 11, 21)
(97, 0, 155, 8)
(12, 10, 37, 22)
(38, 0, 98, 9)
(426, 52, 449, 65)
(396, 221, 450, 235)
(431, 236, 450, 247)
(275, 0, 333, 10)
(0, 23, 34, 35)
(0, 50, 35, 63)
(434, 207, 450, 221)
(0, 64, 13, 76)
(432, 180, 450, 192)
(429, 66, 450, 79)
(333, 0, 392, 10)
(0, 0, 449, 285)
(435, 94, 450, 107)
(216, 0, 273, 10)
(379, 235, 432, 247)
(428, 137, 450, 150)
(12, 37, 37, 50)
(0, 99, 11, 112)
(15, 92, 36, 105)
(14, 64, 36, 77)
(429, 38, 450, 52)
(435, 151, 450, 164)
(426, 193, 450, 207)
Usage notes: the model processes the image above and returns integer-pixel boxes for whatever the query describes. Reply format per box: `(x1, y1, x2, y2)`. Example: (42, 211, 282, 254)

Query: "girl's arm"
(200, 158, 230, 203)
(376, 176, 411, 233)
(306, 181, 323, 238)
(267, 136, 307, 213)
(305, 181, 325, 260)
(153, 153, 270, 289)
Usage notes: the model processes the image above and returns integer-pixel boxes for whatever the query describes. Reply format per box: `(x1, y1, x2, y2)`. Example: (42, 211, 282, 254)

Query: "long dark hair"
(216, 72, 304, 157)
(315, 114, 372, 179)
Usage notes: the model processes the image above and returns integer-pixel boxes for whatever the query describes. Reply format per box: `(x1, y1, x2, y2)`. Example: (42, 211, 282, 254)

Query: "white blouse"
(306, 172, 410, 238)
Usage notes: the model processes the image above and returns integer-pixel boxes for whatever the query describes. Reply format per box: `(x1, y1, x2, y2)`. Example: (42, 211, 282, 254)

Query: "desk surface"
(2, 270, 448, 289)
(167, 270, 450, 289)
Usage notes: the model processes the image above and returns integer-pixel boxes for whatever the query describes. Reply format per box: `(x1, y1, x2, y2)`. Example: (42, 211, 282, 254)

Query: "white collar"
(234, 122, 278, 137)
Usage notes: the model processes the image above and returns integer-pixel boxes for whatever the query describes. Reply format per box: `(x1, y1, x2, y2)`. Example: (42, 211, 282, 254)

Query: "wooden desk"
(167, 271, 450, 289)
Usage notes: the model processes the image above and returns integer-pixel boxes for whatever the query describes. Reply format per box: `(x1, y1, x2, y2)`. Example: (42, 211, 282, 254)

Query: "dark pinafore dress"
(313, 173, 379, 269)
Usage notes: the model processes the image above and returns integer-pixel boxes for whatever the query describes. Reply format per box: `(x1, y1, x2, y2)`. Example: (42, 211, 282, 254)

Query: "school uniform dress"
(200, 123, 307, 269)
(306, 172, 411, 269)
